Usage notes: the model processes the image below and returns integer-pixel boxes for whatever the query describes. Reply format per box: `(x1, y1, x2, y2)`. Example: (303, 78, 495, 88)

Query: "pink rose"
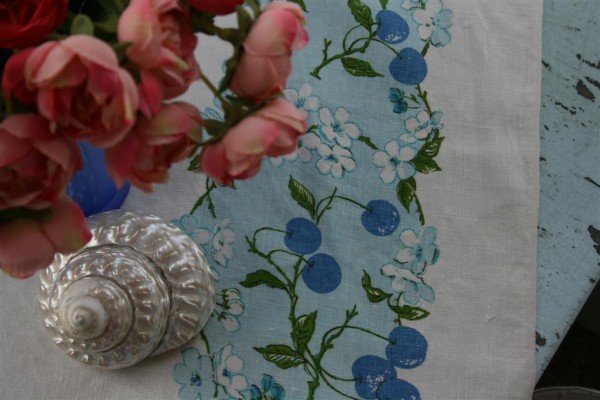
(25, 35, 139, 148)
(106, 102, 202, 192)
(0, 197, 91, 279)
(2, 48, 37, 105)
(230, 2, 308, 103)
(200, 99, 307, 185)
(0, 114, 81, 210)
(118, 0, 200, 101)
(188, 0, 244, 15)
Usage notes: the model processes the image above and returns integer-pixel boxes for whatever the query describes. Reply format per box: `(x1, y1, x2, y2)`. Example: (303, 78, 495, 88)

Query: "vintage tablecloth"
(0, 1, 542, 399)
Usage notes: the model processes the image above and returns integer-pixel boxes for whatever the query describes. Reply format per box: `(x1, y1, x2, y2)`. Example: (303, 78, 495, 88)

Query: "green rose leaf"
(240, 270, 287, 291)
(288, 176, 317, 221)
(397, 177, 417, 213)
(292, 311, 317, 353)
(389, 304, 430, 321)
(71, 14, 95, 36)
(341, 57, 384, 78)
(348, 0, 374, 29)
(203, 119, 227, 137)
(290, 0, 308, 12)
(412, 155, 442, 174)
(187, 154, 200, 171)
(255, 345, 305, 369)
(362, 271, 391, 303)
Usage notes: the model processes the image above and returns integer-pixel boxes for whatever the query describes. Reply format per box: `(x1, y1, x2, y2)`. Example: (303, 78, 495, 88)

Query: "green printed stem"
(311, 31, 377, 79)
(315, 187, 338, 224)
(416, 84, 432, 115)
(321, 369, 359, 383)
(414, 193, 425, 225)
(199, 330, 211, 354)
(245, 237, 293, 288)
(189, 179, 217, 216)
(342, 24, 365, 51)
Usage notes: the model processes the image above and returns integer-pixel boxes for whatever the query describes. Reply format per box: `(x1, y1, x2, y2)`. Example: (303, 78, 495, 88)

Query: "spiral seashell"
(38, 210, 215, 369)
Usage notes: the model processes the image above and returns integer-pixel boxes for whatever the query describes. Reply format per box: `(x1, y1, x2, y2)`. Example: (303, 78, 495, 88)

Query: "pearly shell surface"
(38, 210, 215, 369)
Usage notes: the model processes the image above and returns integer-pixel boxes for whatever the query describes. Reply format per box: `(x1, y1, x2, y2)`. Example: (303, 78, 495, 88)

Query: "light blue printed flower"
(413, 0, 453, 47)
(216, 288, 245, 332)
(213, 345, 249, 399)
(401, 110, 443, 143)
(401, 0, 422, 10)
(171, 215, 211, 247)
(201, 106, 224, 122)
(318, 107, 361, 148)
(373, 140, 417, 184)
(173, 348, 215, 400)
(381, 264, 435, 305)
(212, 219, 235, 266)
(395, 227, 440, 275)
(249, 374, 286, 400)
(284, 83, 320, 112)
(316, 143, 357, 178)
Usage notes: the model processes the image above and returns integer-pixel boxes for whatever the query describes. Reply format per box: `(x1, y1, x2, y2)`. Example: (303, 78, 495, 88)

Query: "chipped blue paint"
(536, 0, 600, 380)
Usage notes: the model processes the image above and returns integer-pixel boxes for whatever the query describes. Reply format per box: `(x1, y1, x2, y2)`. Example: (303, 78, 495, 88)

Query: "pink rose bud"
(2, 48, 37, 105)
(0, 197, 91, 279)
(106, 102, 203, 192)
(25, 35, 139, 148)
(0, 114, 81, 210)
(200, 98, 307, 185)
(118, 0, 200, 102)
(188, 0, 244, 15)
(230, 2, 308, 103)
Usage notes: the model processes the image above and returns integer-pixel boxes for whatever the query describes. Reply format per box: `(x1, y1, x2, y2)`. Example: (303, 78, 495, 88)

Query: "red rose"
(188, 0, 244, 15)
(0, 0, 68, 49)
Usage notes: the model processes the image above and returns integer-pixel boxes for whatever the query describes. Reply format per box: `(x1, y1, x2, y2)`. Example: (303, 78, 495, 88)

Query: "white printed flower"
(395, 227, 440, 274)
(212, 219, 235, 266)
(406, 110, 432, 140)
(319, 107, 361, 148)
(213, 345, 248, 399)
(316, 143, 357, 178)
(381, 264, 435, 305)
(284, 83, 320, 112)
(373, 140, 417, 184)
(413, 0, 454, 47)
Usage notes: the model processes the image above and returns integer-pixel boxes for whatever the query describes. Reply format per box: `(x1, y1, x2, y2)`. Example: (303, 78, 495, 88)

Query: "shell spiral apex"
(38, 210, 215, 369)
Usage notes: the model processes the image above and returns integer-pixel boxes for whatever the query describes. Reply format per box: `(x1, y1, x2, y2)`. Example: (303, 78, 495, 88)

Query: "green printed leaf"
(412, 155, 442, 174)
(288, 176, 317, 221)
(419, 137, 445, 158)
(397, 177, 417, 212)
(292, 311, 317, 352)
(71, 14, 94, 36)
(255, 345, 305, 369)
(389, 304, 430, 321)
(341, 57, 384, 78)
(361, 271, 391, 303)
(240, 270, 287, 291)
(357, 135, 379, 150)
(348, 0, 373, 29)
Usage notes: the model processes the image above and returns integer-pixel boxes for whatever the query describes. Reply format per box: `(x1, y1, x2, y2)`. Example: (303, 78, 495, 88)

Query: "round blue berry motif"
(385, 326, 428, 369)
(389, 48, 428, 85)
(352, 355, 396, 399)
(361, 200, 400, 236)
(284, 217, 322, 254)
(376, 378, 421, 400)
(302, 253, 341, 294)
(376, 10, 410, 44)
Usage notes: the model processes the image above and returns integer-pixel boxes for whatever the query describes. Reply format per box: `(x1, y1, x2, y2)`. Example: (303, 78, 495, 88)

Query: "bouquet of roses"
(0, 0, 308, 278)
